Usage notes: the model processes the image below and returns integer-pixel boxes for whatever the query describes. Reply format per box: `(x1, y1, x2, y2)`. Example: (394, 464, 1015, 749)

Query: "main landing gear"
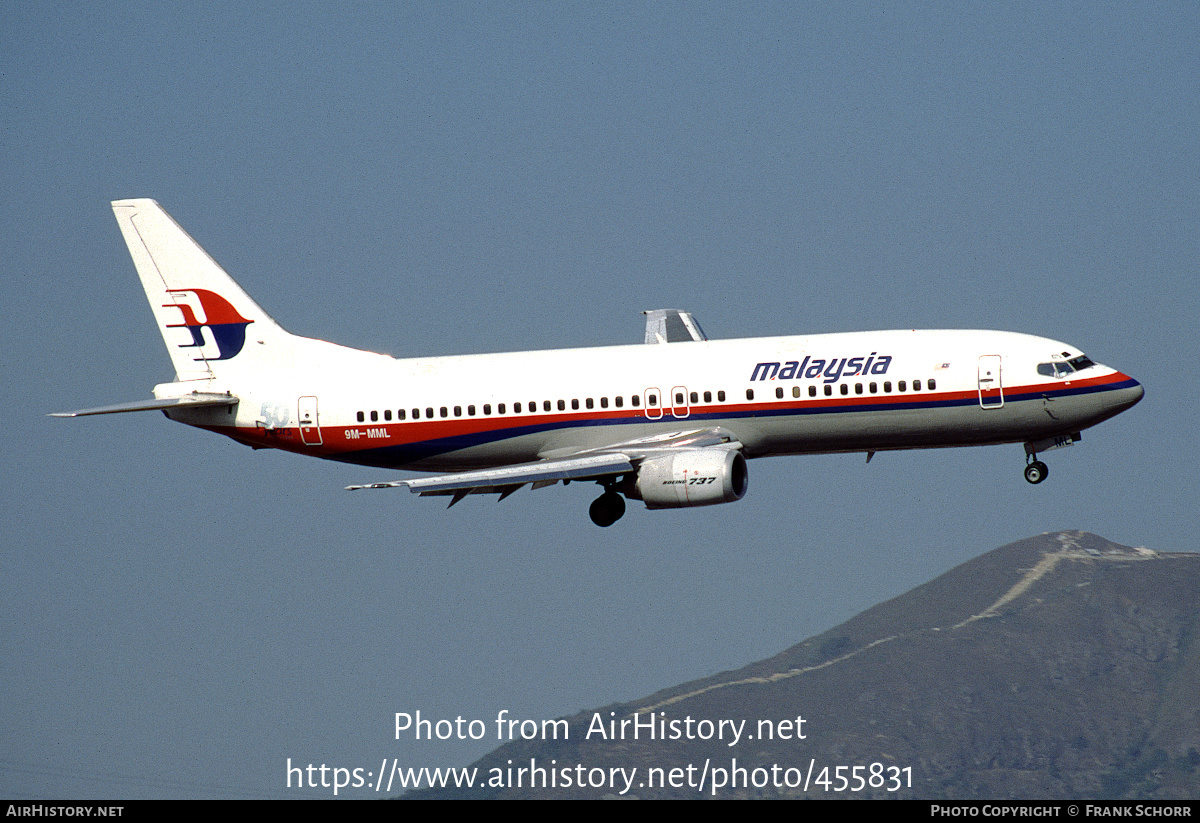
(589, 483, 626, 527)
(1024, 457, 1049, 485)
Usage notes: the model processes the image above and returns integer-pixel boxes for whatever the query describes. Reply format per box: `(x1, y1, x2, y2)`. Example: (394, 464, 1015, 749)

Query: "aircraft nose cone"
(1113, 373, 1144, 411)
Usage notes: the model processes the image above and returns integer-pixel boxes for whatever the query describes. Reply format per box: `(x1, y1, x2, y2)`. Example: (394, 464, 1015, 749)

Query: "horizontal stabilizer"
(49, 393, 238, 417)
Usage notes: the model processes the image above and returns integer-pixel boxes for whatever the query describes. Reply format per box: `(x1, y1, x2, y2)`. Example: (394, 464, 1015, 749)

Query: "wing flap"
(345, 453, 635, 496)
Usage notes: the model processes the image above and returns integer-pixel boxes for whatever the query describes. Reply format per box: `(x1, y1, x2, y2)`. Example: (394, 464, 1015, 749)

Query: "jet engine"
(624, 449, 748, 509)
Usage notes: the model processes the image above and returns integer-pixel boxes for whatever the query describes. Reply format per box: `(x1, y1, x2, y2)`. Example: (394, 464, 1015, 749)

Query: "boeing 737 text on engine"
(53, 200, 1144, 526)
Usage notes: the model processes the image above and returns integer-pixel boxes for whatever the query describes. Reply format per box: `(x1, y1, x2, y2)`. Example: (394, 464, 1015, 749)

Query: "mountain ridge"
(407, 532, 1200, 799)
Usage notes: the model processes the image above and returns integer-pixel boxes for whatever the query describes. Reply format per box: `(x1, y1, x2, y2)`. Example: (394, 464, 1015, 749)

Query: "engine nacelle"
(626, 449, 749, 509)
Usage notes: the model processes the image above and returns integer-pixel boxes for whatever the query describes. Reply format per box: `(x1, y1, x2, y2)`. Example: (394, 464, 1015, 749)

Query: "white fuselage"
(165, 327, 1143, 473)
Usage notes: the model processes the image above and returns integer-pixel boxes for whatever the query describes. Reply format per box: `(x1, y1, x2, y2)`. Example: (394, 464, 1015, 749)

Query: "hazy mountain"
(407, 532, 1200, 799)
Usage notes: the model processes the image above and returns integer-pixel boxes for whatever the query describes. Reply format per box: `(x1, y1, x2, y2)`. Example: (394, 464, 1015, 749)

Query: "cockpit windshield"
(1037, 355, 1095, 377)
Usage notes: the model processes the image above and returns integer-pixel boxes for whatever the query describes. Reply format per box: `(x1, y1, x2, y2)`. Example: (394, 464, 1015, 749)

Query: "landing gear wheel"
(1024, 461, 1048, 485)
(589, 492, 626, 527)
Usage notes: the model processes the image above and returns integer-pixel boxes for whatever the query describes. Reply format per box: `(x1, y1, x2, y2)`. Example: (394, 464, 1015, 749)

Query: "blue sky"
(3, 2, 1196, 798)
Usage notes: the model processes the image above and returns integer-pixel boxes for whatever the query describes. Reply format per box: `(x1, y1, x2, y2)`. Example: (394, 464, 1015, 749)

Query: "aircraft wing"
(641, 309, 707, 343)
(346, 453, 636, 506)
(345, 427, 742, 506)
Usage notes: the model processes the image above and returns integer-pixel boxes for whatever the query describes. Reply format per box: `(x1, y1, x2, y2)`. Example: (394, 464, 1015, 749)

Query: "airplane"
(53, 199, 1144, 526)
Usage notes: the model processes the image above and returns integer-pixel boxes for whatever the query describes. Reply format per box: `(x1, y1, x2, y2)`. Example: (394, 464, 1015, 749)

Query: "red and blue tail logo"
(164, 288, 254, 361)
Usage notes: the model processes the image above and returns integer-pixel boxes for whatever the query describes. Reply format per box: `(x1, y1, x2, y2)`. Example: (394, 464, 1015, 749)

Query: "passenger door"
(298, 395, 323, 445)
(977, 356, 1004, 409)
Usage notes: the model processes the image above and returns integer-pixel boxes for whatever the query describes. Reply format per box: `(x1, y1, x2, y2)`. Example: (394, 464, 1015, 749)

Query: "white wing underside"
(346, 427, 742, 506)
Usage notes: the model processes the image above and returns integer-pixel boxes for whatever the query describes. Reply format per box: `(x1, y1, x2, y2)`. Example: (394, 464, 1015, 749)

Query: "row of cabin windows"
(677, 390, 728, 405)
(764, 378, 935, 400)
(356, 393, 654, 423)
(353, 380, 936, 423)
(354, 390, 733, 423)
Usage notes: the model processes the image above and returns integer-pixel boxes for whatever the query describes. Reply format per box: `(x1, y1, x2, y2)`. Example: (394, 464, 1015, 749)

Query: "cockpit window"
(1037, 362, 1074, 377)
(1037, 355, 1095, 378)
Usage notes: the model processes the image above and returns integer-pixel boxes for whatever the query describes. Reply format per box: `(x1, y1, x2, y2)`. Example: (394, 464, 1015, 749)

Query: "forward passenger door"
(977, 356, 1004, 409)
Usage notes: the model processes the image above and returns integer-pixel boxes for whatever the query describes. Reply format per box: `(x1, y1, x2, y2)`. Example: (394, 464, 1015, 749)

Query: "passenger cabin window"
(600, 397, 609, 408)
(615, 396, 624, 408)
(631, 395, 640, 407)
(356, 411, 365, 422)
(704, 391, 712, 403)
(775, 387, 784, 399)
(928, 379, 936, 390)
(746, 389, 754, 400)
(913, 380, 922, 391)
(717, 391, 726, 402)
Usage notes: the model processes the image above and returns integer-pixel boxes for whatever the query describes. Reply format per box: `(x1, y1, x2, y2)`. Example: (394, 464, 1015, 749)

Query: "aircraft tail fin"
(111, 199, 291, 382)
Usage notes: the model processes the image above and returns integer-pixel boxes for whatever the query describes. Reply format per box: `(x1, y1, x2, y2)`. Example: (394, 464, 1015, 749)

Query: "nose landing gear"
(1022, 433, 1082, 485)
(1023, 459, 1049, 484)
